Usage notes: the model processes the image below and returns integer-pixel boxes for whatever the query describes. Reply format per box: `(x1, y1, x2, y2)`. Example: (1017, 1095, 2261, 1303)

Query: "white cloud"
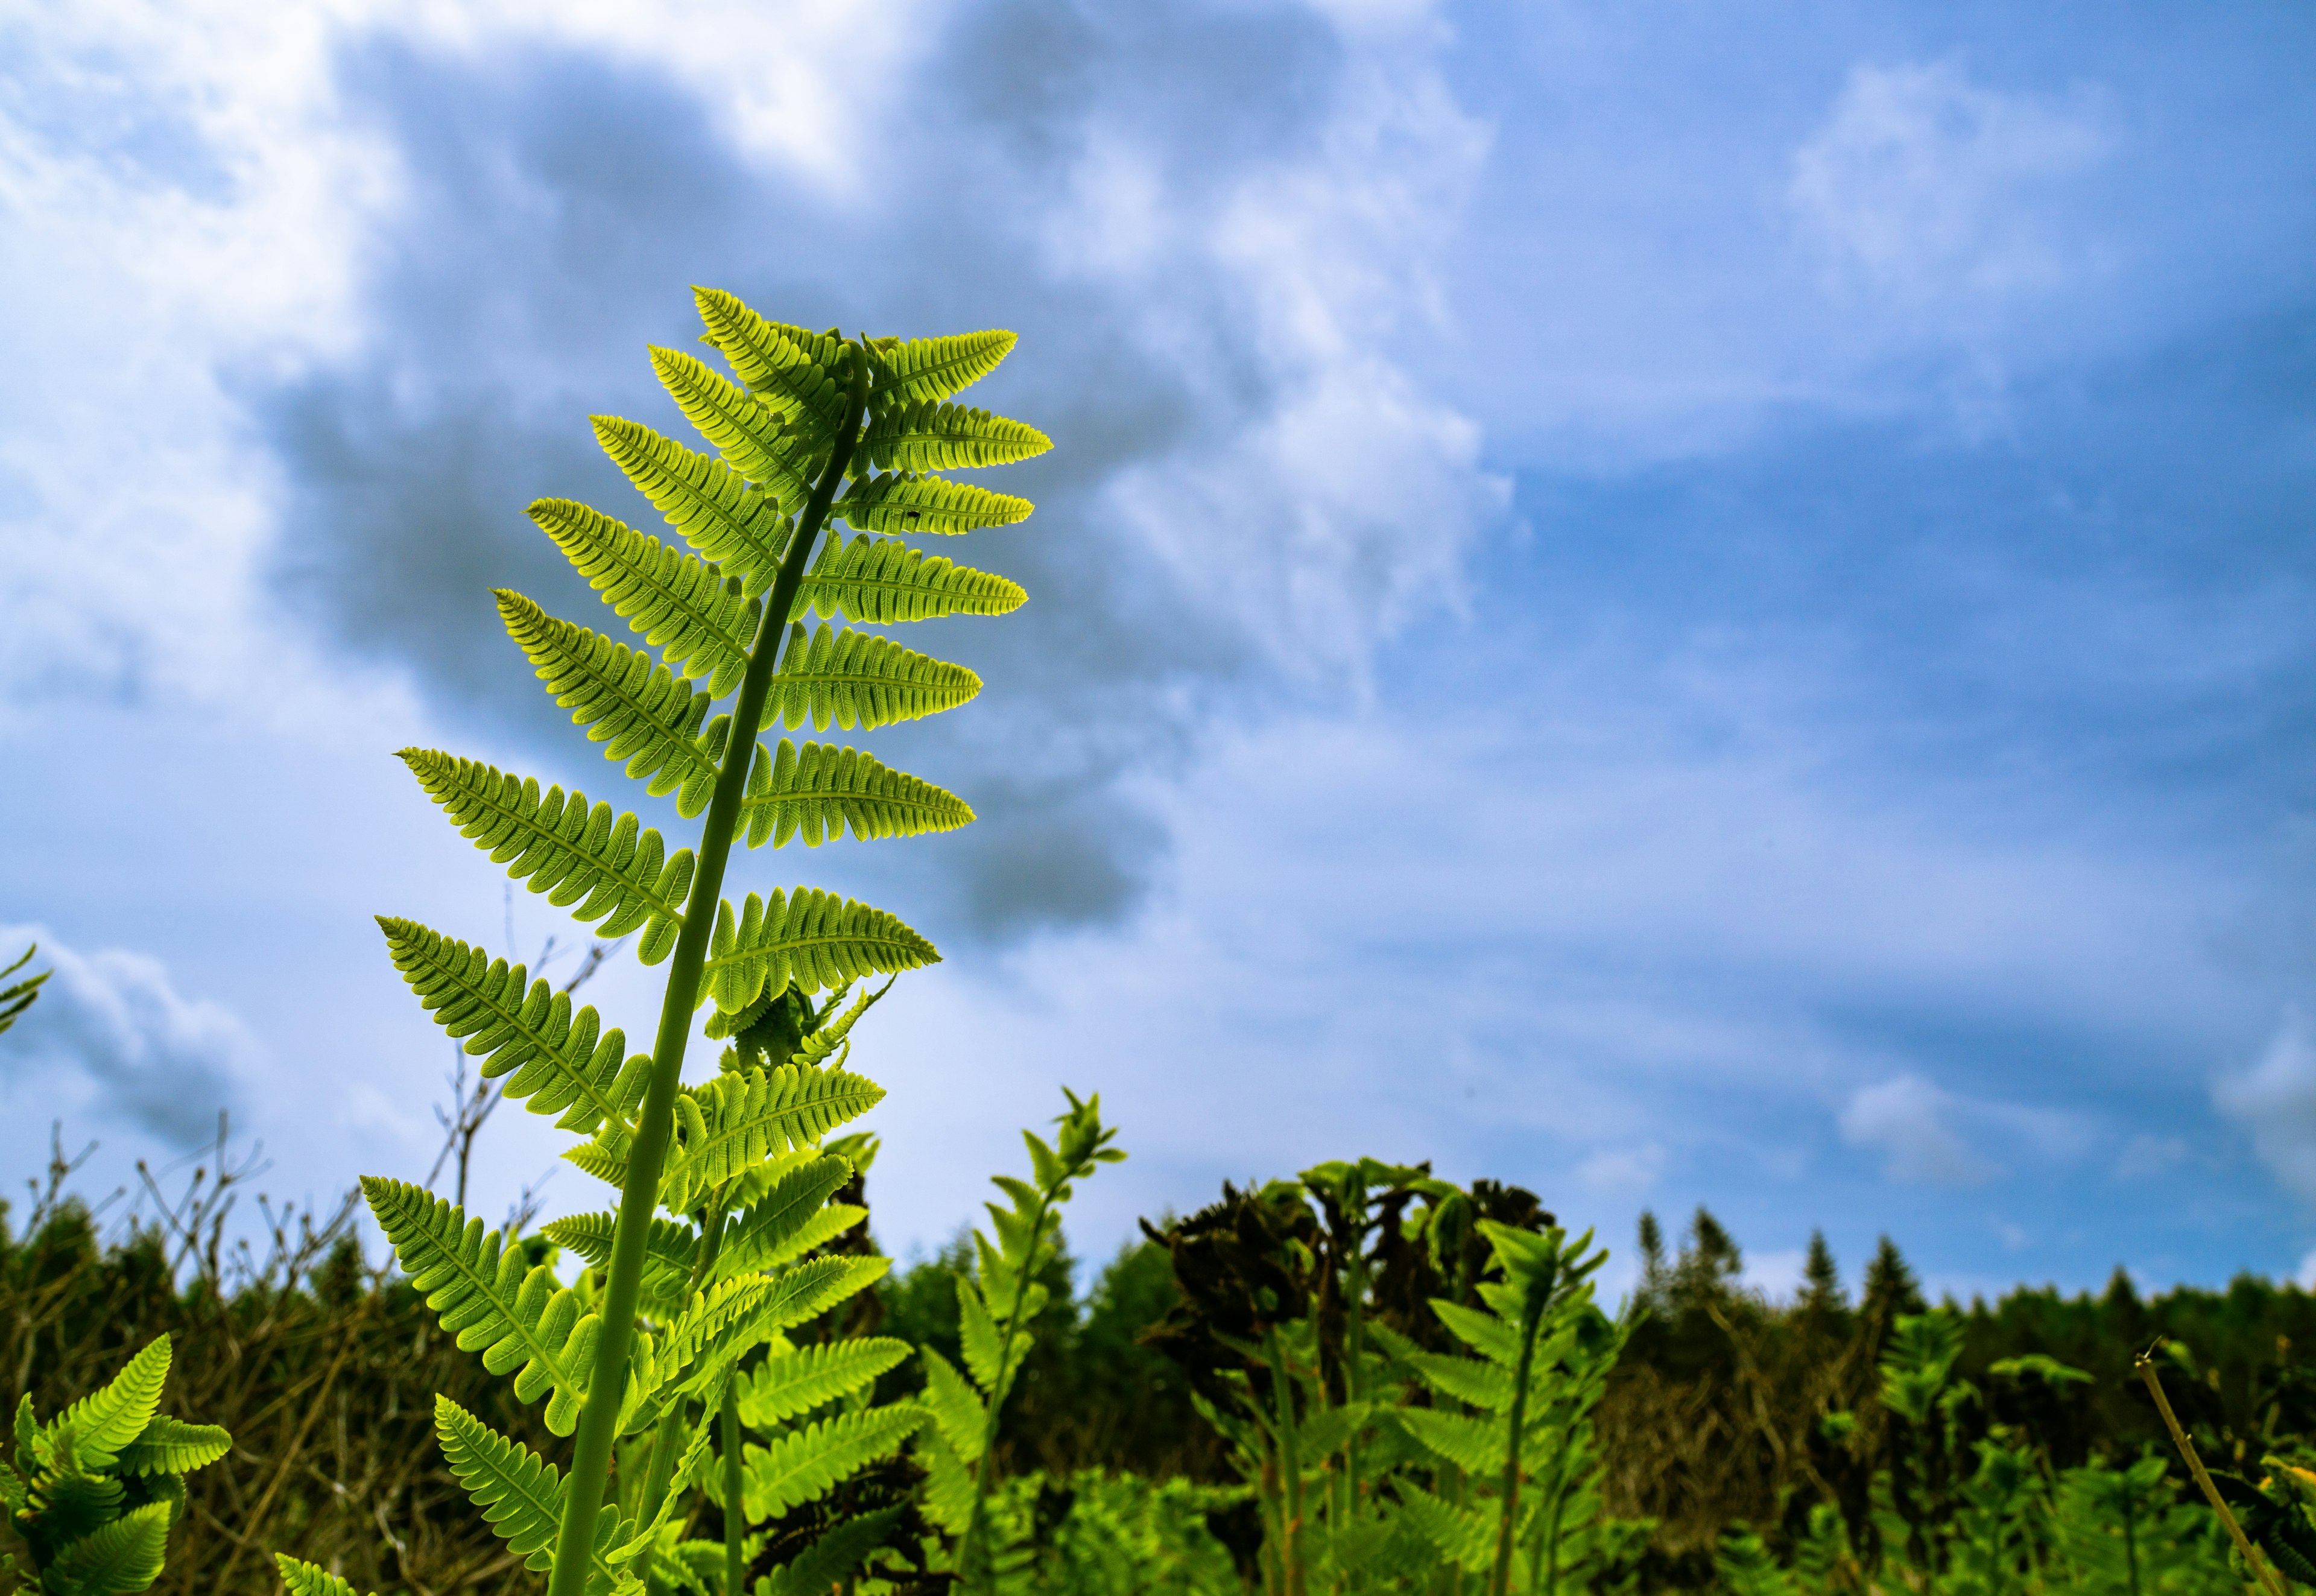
(1842, 1075, 1992, 1185)
(0, 924, 253, 1144)
(1575, 1144, 1664, 1196)
(2215, 1010, 2316, 1200)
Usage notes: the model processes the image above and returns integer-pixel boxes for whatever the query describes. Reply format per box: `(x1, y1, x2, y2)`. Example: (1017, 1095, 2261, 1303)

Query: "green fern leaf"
(956, 1276, 1004, 1396)
(765, 622, 981, 733)
(741, 1406, 928, 1522)
(858, 399, 1049, 473)
(591, 414, 799, 601)
(759, 1507, 905, 1596)
(870, 330, 1016, 408)
(113, 1415, 230, 1476)
(632, 1258, 891, 1421)
(700, 888, 940, 1013)
(692, 288, 849, 450)
(800, 533, 1025, 624)
(274, 1554, 378, 1596)
(365, 1181, 600, 1435)
(607, 1372, 728, 1561)
(0, 944, 46, 1038)
(1398, 1406, 1504, 1476)
(649, 347, 818, 511)
(538, 1212, 697, 1309)
(434, 1396, 628, 1591)
(495, 592, 720, 815)
(737, 1339, 913, 1428)
(528, 499, 759, 692)
(42, 1500, 170, 1596)
(916, 1425, 975, 1534)
(1431, 1298, 1523, 1366)
(794, 981, 887, 1066)
(398, 753, 692, 960)
(737, 738, 973, 849)
(918, 1349, 987, 1463)
(834, 471, 1031, 536)
(1408, 1349, 1516, 1414)
(46, 1335, 169, 1471)
(34, 1473, 126, 1548)
(712, 1153, 856, 1280)
(658, 1064, 886, 1213)
(1394, 1485, 1495, 1573)
(376, 919, 649, 1135)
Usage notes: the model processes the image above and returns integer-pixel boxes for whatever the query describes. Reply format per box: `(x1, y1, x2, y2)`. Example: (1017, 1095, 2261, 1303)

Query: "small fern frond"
(692, 289, 848, 450)
(835, 472, 1031, 536)
(956, 1278, 1005, 1396)
(377, 919, 648, 1135)
(738, 738, 973, 849)
(43, 1500, 170, 1596)
(528, 499, 758, 694)
(801, 534, 1025, 625)
(275, 1554, 378, 1596)
(590, 417, 793, 601)
(700, 888, 940, 1013)
(658, 1064, 886, 1213)
(796, 980, 888, 1066)
(918, 1349, 987, 1463)
(858, 400, 1049, 473)
(766, 622, 981, 733)
(737, 1340, 913, 1428)
(365, 1181, 600, 1435)
(649, 347, 818, 511)
(113, 1416, 231, 1476)
(434, 1396, 628, 1590)
(0, 944, 47, 1037)
(398, 753, 692, 960)
(45, 1335, 169, 1472)
(742, 1406, 928, 1522)
(538, 1213, 697, 1310)
(870, 331, 1016, 408)
(712, 1153, 856, 1280)
(495, 592, 720, 815)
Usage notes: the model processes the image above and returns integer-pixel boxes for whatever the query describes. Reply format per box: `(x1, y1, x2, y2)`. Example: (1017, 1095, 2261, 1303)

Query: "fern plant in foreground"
(315, 291, 1048, 1596)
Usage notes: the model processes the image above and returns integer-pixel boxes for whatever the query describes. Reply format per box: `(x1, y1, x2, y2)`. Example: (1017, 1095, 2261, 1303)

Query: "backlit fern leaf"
(113, 1416, 230, 1476)
(712, 1153, 856, 1280)
(835, 470, 1032, 536)
(590, 417, 793, 598)
(737, 1339, 913, 1428)
(43, 1501, 169, 1595)
(738, 738, 974, 849)
(495, 591, 719, 815)
(765, 621, 981, 732)
(528, 499, 759, 694)
(657, 1063, 887, 1212)
(538, 1213, 698, 1311)
(275, 1555, 376, 1596)
(858, 399, 1049, 473)
(693, 289, 847, 450)
(801, 533, 1025, 624)
(701, 888, 941, 1012)
(650, 346, 818, 511)
(433, 1396, 630, 1591)
(398, 752, 692, 960)
(378, 919, 649, 1135)
(366, 1181, 601, 1435)
(741, 1406, 929, 1522)
(870, 330, 1016, 408)
(45, 1335, 168, 1469)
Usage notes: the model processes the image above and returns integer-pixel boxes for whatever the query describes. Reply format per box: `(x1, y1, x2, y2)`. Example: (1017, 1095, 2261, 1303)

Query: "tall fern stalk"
(546, 350, 869, 1596)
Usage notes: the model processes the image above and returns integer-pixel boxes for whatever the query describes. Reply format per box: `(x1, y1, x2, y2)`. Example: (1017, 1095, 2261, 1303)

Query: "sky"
(2, 0, 2314, 1305)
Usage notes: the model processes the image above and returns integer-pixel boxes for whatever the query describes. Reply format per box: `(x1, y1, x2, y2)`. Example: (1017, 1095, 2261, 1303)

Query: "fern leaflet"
(801, 533, 1025, 624)
(870, 330, 1016, 408)
(711, 1153, 856, 1280)
(859, 399, 1049, 473)
(765, 621, 981, 733)
(835, 470, 1031, 536)
(657, 1064, 887, 1212)
(650, 346, 818, 511)
(528, 499, 758, 692)
(274, 1555, 376, 1596)
(538, 1213, 698, 1311)
(434, 1396, 630, 1591)
(737, 1339, 913, 1428)
(45, 1335, 169, 1469)
(741, 1407, 928, 1521)
(692, 289, 848, 449)
(113, 1417, 230, 1477)
(737, 738, 973, 849)
(398, 753, 692, 960)
(590, 417, 793, 600)
(42, 1501, 169, 1595)
(700, 888, 940, 1013)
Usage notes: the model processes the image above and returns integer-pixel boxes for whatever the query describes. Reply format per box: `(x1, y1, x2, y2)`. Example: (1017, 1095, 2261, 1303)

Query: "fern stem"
(546, 345, 870, 1596)
(721, 1378, 744, 1596)
(631, 1192, 736, 1563)
(961, 1184, 1057, 1591)
(1490, 1291, 1547, 1596)
(1268, 1327, 1308, 1596)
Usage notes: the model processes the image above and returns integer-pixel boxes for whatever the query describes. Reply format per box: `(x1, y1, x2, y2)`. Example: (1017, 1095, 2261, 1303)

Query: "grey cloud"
(248, 4, 1382, 939)
(0, 926, 248, 1145)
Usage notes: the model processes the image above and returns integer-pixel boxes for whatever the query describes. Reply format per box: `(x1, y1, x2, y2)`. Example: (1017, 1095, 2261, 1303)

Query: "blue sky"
(3, 0, 2314, 1302)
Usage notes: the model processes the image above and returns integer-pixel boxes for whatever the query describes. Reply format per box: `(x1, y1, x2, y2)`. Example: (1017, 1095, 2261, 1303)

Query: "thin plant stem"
(722, 1379, 745, 1596)
(1268, 1328, 1308, 1596)
(961, 1185, 1057, 1590)
(545, 348, 870, 1596)
(1490, 1292, 1548, 1596)
(2135, 1348, 2287, 1596)
(632, 1191, 736, 1559)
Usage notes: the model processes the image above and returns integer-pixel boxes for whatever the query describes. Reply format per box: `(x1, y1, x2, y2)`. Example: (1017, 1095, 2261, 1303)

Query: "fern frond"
(957, 1277, 1004, 1396)
(46, 1334, 169, 1470)
(765, 622, 981, 733)
(1398, 1407, 1505, 1476)
(858, 399, 1048, 473)
(650, 347, 817, 511)
(633, 1258, 891, 1419)
(42, 1500, 170, 1596)
(113, 1416, 230, 1476)
(918, 1349, 987, 1463)
(795, 980, 887, 1066)
(692, 289, 848, 450)
(538, 1212, 697, 1309)
(434, 1396, 628, 1589)
(712, 1153, 856, 1281)
(742, 1406, 928, 1522)
(590, 417, 793, 601)
(275, 1554, 378, 1596)
(834, 471, 1031, 536)
(495, 592, 719, 814)
(377, 919, 649, 1135)
(607, 1373, 727, 1560)
(700, 888, 940, 1013)
(1408, 1349, 1515, 1414)
(738, 738, 973, 849)
(658, 1064, 886, 1213)
(1431, 1298, 1523, 1367)
(0, 944, 46, 1037)
(398, 754, 692, 960)
(1395, 1485, 1495, 1573)
(870, 330, 1016, 408)
(759, 1507, 905, 1596)
(917, 1425, 975, 1534)
(528, 499, 758, 693)
(365, 1181, 599, 1434)
(801, 533, 1025, 625)
(737, 1339, 913, 1428)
